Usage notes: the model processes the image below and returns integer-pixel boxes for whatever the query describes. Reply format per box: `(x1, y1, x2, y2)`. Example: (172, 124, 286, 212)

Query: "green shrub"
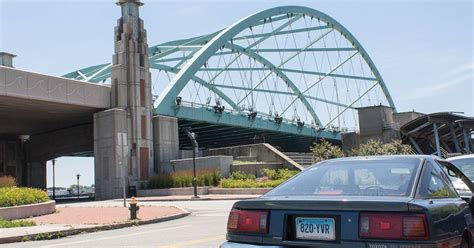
(147, 169, 221, 189)
(310, 139, 414, 162)
(230, 171, 256, 180)
(0, 176, 16, 187)
(349, 139, 413, 156)
(220, 178, 286, 188)
(310, 140, 344, 163)
(0, 187, 49, 207)
(0, 218, 36, 228)
(261, 168, 298, 180)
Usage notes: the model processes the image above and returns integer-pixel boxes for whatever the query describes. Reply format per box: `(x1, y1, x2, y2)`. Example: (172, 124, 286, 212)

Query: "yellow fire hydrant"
(129, 196, 139, 220)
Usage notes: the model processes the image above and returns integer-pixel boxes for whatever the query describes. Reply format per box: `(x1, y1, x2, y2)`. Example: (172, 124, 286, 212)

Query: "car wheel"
(460, 235, 470, 248)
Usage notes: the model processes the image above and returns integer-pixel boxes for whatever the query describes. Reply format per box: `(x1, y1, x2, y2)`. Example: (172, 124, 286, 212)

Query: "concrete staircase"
(283, 152, 314, 168)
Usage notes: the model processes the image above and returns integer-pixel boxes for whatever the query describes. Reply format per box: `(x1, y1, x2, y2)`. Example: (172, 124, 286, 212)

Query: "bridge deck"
(0, 66, 110, 135)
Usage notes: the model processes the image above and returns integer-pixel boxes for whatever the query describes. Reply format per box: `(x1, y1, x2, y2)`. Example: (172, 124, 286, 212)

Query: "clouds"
(398, 62, 473, 101)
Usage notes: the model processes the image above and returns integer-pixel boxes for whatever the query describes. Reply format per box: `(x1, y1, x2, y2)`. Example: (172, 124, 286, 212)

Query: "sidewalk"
(0, 205, 189, 244)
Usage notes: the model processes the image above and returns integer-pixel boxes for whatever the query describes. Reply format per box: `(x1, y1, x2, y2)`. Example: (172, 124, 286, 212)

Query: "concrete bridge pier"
(93, 0, 155, 200)
(27, 161, 47, 189)
(153, 115, 179, 174)
(0, 136, 46, 189)
(93, 109, 129, 200)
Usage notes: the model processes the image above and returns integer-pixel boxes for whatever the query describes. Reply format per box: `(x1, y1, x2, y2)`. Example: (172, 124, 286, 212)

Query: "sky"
(1, 0, 473, 187)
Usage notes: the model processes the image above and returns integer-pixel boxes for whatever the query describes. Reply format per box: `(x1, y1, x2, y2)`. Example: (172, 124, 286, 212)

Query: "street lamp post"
(184, 127, 199, 199)
(52, 159, 56, 200)
(76, 174, 80, 199)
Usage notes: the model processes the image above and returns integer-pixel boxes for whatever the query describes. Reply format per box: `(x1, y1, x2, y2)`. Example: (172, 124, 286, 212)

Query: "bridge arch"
(64, 5, 396, 133)
(154, 5, 395, 128)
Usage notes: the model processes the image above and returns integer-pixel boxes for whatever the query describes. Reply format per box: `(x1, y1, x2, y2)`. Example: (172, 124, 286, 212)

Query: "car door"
(438, 160, 474, 243)
(413, 160, 468, 243)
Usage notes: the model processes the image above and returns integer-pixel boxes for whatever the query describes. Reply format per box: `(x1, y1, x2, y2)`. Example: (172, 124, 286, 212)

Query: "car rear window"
(266, 158, 421, 197)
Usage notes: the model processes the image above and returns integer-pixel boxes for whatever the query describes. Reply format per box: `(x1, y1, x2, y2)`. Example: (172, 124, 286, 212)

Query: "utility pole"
(52, 159, 56, 200)
(184, 127, 199, 199)
(76, 174, 80, 199)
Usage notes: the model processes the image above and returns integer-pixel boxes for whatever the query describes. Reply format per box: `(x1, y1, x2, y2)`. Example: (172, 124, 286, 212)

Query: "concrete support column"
(153, 115, 179, 174)
(433, 123, 441, 156)
(28, 161, 46, 189)
(94, 108, 128, 200)
(449, 126, 461, 153)
(408, 136, 423, 154)
(0, 138, 21, 182)
(462, 128, 472, 153)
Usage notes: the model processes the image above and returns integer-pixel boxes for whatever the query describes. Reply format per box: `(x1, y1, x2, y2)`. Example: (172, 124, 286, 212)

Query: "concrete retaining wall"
(208, 188, 271, 195)
(137, 187, 210, 197)
(204, 143, 303, 171)
(137, 187, 270, 196)
(231, 162, 282, 177)
(167, 156, 233, 177)
(0, 200, 55, 220)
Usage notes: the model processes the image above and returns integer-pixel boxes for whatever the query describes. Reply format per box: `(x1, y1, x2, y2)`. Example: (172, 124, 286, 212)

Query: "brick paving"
(28, 206, 185, 225)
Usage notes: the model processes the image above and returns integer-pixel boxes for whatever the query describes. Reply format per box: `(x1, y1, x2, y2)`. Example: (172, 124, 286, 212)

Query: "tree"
(349, 139, 413, 156)
(310, 140, 344, 163)
(309, 139, 414, 164)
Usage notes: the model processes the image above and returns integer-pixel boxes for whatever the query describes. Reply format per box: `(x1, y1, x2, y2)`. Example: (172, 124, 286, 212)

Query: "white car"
(447, 154, 474, 197)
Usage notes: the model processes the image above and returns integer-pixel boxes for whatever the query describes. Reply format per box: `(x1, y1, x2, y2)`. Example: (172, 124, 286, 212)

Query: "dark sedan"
(221, 155, 474, 248)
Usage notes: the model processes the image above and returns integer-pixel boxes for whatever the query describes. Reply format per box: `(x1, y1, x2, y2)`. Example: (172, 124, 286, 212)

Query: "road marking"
(195, 213, 228, 217)
(159, 234, 225, 248)
(40, 225, 192, 247)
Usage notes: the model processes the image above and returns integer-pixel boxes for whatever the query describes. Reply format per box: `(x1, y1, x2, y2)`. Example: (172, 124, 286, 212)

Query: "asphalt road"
(3, 200, 236, 248)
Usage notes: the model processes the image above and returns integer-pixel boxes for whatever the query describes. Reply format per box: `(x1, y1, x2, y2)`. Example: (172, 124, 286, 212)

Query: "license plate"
(295, 217, 335, 241)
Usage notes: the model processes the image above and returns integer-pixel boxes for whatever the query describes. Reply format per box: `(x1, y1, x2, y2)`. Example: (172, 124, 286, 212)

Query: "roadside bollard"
(129, 196, 139, 220)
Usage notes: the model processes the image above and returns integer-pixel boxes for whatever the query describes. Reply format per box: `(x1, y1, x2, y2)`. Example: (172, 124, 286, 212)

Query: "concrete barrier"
(137, 187, 210, 197)
(231, 162, 282, 177)
(167, 156, 233, 177)
(137, 187, 271, 196)
(204, 143, 304, 171)
(0, 201, 55, 220)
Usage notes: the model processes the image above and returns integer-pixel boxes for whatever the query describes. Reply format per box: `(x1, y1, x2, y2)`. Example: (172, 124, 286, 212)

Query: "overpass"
(0, 1, 396, 199)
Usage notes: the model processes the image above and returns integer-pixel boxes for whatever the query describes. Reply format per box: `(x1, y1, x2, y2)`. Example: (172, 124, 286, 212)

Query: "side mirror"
(447, 169, 457, 177)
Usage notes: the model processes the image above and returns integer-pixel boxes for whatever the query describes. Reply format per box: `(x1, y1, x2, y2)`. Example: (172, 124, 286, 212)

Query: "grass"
(0, 218, 36, 228)
(33, 231, 64, 240)
(0, 187, 50, 207)
(229, 171, 256, 180)
(220, 178, 285, 188)
(147, 169, 221, 189)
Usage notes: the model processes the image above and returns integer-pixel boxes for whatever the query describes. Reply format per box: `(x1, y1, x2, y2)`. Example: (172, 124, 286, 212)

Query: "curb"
(135, 196, 258, 202)
(0, 201, 56, 220)
(0, 210, 190, 244)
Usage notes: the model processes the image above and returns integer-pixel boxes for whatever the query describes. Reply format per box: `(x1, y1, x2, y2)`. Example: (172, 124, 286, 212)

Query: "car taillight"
(359, 213, 428, 240)
(227, 208, 269, 234)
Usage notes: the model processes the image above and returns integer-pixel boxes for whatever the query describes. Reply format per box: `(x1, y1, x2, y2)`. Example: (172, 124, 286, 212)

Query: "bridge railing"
(176, 100, 342, 133)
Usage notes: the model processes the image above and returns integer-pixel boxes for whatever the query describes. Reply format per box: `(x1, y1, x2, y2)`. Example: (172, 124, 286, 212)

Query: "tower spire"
(112, 0, 154, 181)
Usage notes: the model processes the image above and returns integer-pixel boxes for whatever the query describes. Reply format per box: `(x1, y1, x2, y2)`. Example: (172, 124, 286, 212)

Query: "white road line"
(195, 214, 228, 217)
(39, 225, 192, 247)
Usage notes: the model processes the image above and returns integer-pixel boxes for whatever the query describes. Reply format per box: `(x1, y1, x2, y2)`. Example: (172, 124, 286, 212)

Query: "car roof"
(323, 154, 437, 162)
(447, 154, 474, 161)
